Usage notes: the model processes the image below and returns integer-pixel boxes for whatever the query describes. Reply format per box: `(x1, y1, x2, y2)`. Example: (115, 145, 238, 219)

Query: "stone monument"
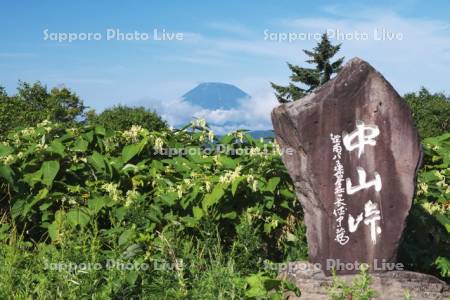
(271, 57, 450, 298)
(271, 58, 422, 275)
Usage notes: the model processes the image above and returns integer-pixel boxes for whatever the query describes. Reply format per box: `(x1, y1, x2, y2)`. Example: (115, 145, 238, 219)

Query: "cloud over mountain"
(136, 82, 278, 134)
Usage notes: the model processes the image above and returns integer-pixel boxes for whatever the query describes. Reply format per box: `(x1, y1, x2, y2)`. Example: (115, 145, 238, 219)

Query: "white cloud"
(170, 9, 450, 94)
(74, 6, 450, 128)
(277, 9, 450, 93)
(135, 87, 278, 134)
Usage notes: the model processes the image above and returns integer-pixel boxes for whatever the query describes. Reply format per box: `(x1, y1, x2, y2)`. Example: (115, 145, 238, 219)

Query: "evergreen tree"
(271, 33, 344, 103)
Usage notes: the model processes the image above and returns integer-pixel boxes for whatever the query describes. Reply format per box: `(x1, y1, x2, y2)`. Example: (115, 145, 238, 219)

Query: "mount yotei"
(182, 82, 250, 110)
(182, 82, 274, 138)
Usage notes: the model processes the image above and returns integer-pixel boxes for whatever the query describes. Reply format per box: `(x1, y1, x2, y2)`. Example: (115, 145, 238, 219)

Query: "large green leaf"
(95, 125, 106, 136)
(231, 176, 244, 196)
(265, 177, 280, 193)
(0, 164, 14, 185)
(88, 197, 108, 214)
(48, 140, 65, 156)
(220, 134, 234, 145)
(181, 185, 200, 209)
(22, 169, 43, 188)
(435, 214, 450, 233)
(41, 160, 60, 187)
(72, 138, 89, 152)
(0, 144, 13, 157)
(11, 199, 27, 218)
(202, 185, 225, 210)
(88, 151, 106, 172)
(66, 208, 91, 228)
(192, 206, 204, 220)
(217, 156, 237, 169)
(48, 210, 66, 242)
(159, 192, 178, 206)
(118, 228, 135, 246)
(47, 222, 60, 242)
(221, 211, 237, 220)
(122, 139, 147, 163)
(82, 130, 94, 142)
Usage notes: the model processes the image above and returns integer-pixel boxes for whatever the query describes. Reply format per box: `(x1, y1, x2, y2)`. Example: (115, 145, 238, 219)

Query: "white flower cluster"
(271, 141, 282, 156)
(417, 182, 428, 195)
(71, 155, 87, 163)
(204, 180, 211, 192)
(14, 120, 53, 141)
(163, 177, 195, 199)
(191, 118, 207, 129)
(0, 142, 26, 165)
(189, 119, 215, 143)
(207, 131, 215, 142)
(61, 195, 79, 206)
(67, 127, 80, 136)
(233, 132, 244, 143)
(434, 170, 450, 193)
(0, 154, 15, 165)
(198, 130, 215, 143)
(36, 135, 48, 150)
(153, 137, 164, 152)
(20, 127, 36, 137)
(125, 190, 140, 207)
(122, 125, 148, 143)
(37, 120, 53, 133)
(246, 175, 258, 192)
(421, 201, 447, 215)
(101, 182, 123, 202)
(219, 166, 242, 184)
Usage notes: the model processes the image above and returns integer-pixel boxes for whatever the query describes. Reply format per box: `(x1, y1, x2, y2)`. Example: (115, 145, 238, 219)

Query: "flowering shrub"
(399, 133, 450, 279)
(0, 120, 448, 298)
(0, 119, 304, 260)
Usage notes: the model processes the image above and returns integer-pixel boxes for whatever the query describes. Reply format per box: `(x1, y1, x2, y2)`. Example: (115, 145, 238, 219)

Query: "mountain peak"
(182, 82, 250, 110)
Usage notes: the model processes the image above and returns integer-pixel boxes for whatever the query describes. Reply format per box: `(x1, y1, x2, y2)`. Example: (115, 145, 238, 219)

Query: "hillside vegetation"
(0, 118, 448, 298)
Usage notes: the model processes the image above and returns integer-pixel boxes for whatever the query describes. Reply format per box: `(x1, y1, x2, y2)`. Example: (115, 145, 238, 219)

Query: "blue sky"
(1, 0, 450, 132)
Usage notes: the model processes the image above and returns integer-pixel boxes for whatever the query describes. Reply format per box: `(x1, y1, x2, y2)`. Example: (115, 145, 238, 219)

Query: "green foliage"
(404, 87, 450, 138)
(271, 33, 344, 103)
(0, 89, 449, 298)
(399, 133, 450, 280)
(434, 256, 450, 278)
(327, 266, 376, 300)
(88, 105, 168, 132)
(0, 119, 305, 298)
(0, 222, 301, 299)
(244, 272, 300, 299)
(0, 82, 86, 134)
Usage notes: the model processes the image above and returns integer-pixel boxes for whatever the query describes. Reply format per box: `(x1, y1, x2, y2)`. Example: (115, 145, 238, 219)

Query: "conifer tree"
(271, 33, 344, 103)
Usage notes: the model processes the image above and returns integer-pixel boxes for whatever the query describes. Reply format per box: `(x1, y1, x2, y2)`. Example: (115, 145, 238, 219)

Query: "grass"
(0, 217, 301, 299)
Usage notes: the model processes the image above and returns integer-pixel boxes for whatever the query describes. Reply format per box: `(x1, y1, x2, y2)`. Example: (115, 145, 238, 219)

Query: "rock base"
(279, 262, 450, 300)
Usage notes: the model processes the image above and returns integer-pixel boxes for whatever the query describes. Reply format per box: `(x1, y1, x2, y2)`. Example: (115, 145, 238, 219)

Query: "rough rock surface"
(279, 261, 450, 300)
(271, 58, 422, 275)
